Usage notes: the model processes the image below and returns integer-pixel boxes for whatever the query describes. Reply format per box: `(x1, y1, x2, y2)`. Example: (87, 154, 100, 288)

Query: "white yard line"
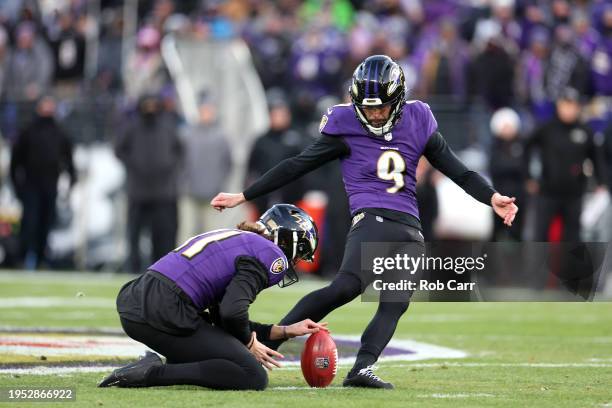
(0, 297, 114, 308)
(270, 386, 345, 390)
(0, 366, 120, 375)
(0, 334, 466, 361)
(0, 271, 124, 284)
(2, 361, 612, 376)
(418, 393, 495, 398)
(279, 361, 612, 371)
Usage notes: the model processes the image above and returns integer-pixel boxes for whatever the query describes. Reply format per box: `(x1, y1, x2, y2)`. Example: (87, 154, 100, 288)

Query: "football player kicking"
(211, 55, 518, 389)
(99, 204, 325, 390)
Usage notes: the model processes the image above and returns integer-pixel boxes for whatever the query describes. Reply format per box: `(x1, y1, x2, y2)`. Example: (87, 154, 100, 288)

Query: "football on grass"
(300, 330, 338, 387)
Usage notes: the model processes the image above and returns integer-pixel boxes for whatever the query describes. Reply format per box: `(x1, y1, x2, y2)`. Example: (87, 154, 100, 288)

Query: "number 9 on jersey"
(377, 150, 406, 193)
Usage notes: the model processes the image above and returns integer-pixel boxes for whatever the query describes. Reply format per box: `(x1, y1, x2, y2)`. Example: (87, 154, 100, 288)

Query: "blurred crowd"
(2, 0, 612, 272)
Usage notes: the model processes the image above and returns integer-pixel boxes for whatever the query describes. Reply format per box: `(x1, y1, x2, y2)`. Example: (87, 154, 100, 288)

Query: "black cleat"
(342, 365, 394, 389)
(98, 351, 162, 388)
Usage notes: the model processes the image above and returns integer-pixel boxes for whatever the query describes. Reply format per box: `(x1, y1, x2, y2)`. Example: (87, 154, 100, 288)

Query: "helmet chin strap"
(355, 102, 401, 137)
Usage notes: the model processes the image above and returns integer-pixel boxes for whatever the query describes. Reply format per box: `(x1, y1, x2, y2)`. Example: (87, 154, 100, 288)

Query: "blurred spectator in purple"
(591, 6, 612, 95)
(468, 20, 516, 110)
(544, 24, 591, 101)
(360, 0, 420, 51)
(418, 18, 469, 101)
(115, 94, 183, 273)
(289, 23, 347, 100)
(414, 0, 460, 24)
(122, 25, 167, 103)
(517, 28, 553, 121)
(242, 3, 293, 90)
(0, 26, 8, 98)
(348, 11, 376, 64)
(591, 0, 612, 34)
(517, 2, 548, 50)
(10, 95, 75, 269)
(573, 11, 600, 59)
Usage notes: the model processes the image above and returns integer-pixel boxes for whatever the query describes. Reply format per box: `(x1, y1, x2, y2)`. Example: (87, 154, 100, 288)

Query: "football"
(300, 330, 338, 388)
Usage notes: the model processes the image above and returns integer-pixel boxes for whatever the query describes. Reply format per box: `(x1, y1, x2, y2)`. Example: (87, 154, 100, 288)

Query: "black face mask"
(278, 265, 299, 288)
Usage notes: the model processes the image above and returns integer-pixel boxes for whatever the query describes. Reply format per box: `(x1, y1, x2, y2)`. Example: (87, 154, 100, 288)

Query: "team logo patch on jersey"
(270, 257, 287, 274)
(319, 115, 328, 132)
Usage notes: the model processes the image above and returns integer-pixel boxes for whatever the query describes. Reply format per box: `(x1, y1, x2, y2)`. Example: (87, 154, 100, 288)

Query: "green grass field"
(0, 271, 611, 407)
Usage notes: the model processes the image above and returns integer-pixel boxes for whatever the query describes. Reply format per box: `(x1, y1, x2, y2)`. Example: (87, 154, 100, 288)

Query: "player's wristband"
(246, 334, 255, 350)
(282, 326, 289, 339)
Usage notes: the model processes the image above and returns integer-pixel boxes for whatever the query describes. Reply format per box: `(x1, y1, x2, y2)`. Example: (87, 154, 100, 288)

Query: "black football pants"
(120, 317, 267, 390)
(266, 212, 424, 372)
(535, 195, 582, 241)
(127, 199, 178, 273)
(18, 186, 57, 267)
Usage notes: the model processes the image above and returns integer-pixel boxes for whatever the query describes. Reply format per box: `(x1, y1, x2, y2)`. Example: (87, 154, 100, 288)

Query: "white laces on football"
(358, 365, 383, 382)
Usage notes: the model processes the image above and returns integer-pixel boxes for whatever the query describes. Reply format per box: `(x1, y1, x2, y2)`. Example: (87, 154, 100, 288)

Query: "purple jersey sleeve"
(319, 103, 364, 136)
(254, 241, 289, 286)
(421, 102, 438, 139)
(151, 230, 289, 309)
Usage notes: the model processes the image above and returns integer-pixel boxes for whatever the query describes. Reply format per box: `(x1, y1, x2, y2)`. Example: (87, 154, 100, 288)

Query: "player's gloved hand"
(247, 332, 284, 370)
(210, 192, 246, 211)
(491, 192, 519, 227)
(285, 319, 329, 338)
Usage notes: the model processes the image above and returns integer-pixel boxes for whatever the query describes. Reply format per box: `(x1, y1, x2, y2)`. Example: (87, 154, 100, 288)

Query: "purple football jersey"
(319, 101, 438, 219)
(150, 229, 288, 310)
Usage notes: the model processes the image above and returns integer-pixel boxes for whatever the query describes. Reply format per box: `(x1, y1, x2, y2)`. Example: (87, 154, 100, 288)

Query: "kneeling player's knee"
(236, 357, 268, 390)
(246, 364, 268, 391)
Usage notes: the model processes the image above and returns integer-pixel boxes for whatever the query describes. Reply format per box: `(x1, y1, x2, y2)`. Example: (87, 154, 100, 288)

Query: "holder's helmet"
(257, 204, 318, 287)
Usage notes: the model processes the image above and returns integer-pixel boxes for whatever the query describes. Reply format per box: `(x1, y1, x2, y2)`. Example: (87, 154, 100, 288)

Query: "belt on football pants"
(352, 208, 422, 231)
